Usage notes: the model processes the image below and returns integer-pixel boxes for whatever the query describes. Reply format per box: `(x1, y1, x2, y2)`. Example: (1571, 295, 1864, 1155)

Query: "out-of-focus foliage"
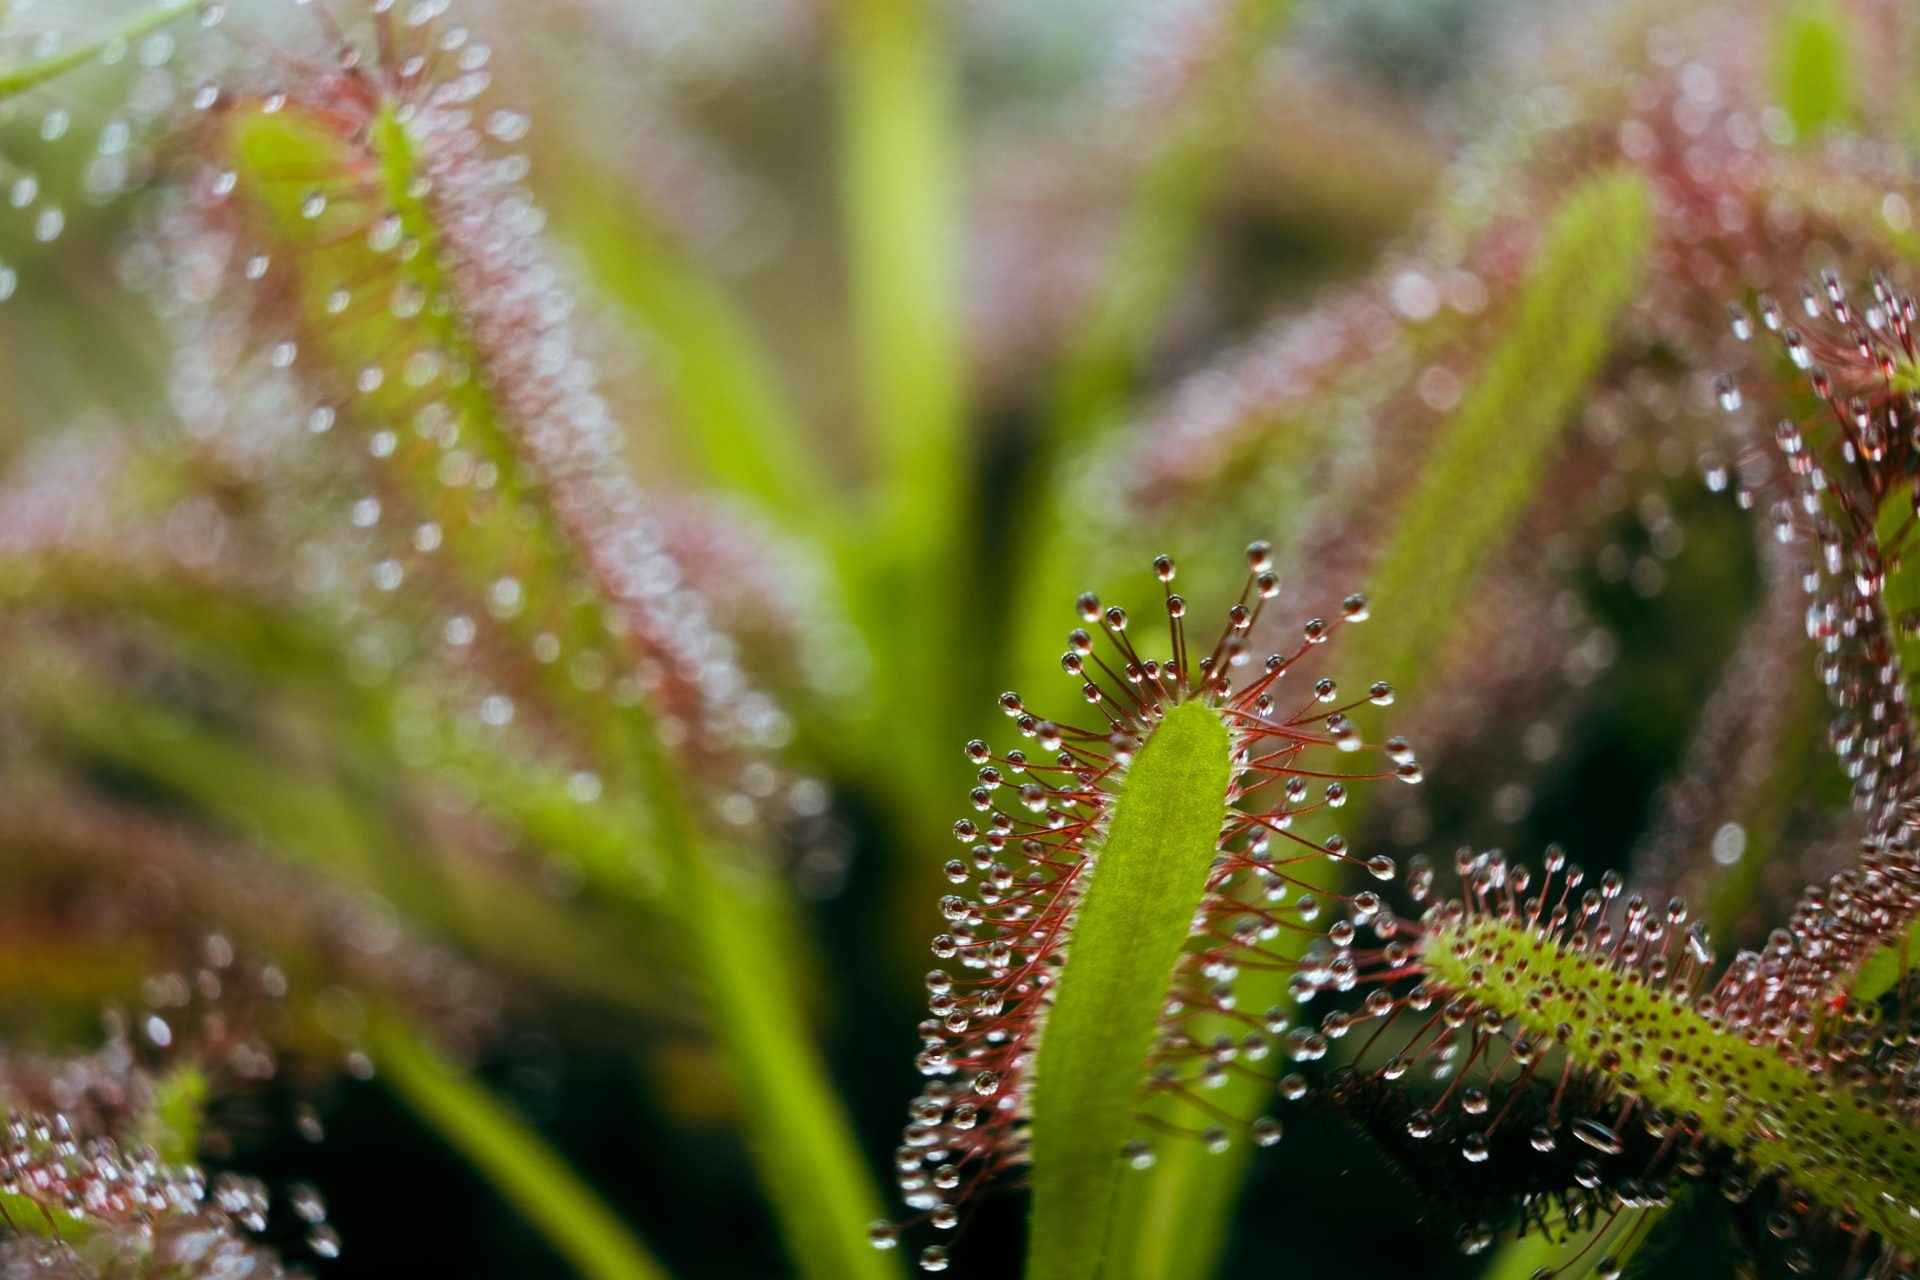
(3, 0, 1920, 1278)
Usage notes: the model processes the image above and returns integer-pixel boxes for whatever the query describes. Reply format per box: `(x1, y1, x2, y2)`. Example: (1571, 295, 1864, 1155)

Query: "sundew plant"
(9, 0, 1920, 1277)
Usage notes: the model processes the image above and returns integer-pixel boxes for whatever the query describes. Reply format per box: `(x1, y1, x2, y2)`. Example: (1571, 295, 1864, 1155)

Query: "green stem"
(0, 0, 198, 101)
(622, 723, 895, 1280)
(1026, 701, 1233, 1280)
(366, 1012, 670, 1280)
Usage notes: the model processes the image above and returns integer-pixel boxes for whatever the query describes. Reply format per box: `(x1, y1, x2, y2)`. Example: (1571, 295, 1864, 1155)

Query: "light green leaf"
(1026, 702, 1233, 1280)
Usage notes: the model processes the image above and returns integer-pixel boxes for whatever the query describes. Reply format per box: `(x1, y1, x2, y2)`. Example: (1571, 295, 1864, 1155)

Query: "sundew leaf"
(0, 1060, 204, 1246)
(1425, 914, 1920, 1256)
(1011, 283, 1474, 707)
(1326, 169, 1651, 697)
(1104, 168, 1653, 1280)
(0, 0, 197, 102)
(223, 104, 620, 750)
(891, 0, 1302, 970)
(1478, 556, 1825, 1277)
(1853, 927, 1916, 1006)
(366, 1011, 671, 1280)
(222, 88, 897, 1280)
(1837, 483, 1920, 1004)
(1025, 702, 1234, 1280)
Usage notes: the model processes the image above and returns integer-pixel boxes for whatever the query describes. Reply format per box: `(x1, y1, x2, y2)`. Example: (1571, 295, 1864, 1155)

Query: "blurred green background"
(0, 0, 1901, 1275)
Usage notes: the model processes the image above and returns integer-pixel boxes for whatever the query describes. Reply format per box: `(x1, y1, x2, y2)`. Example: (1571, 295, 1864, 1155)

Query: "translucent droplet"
(289, 1184, 327, 1224)
(1714, 375, 1742, 413)
(307, 1225, 342, 1259)
(486, 109, 531, 141)
(1570, 1118, 1623, 1155)
(369, 215, 404, 252)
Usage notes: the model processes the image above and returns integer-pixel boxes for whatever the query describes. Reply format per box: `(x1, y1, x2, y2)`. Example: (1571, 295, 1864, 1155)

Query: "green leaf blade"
(1027, 700, 1233, 1280)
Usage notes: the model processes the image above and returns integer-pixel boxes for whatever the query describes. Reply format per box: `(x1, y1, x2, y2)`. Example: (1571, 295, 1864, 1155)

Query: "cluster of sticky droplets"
(0, 1103, 314, 1276)
(1723, 271, 1920, 825)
